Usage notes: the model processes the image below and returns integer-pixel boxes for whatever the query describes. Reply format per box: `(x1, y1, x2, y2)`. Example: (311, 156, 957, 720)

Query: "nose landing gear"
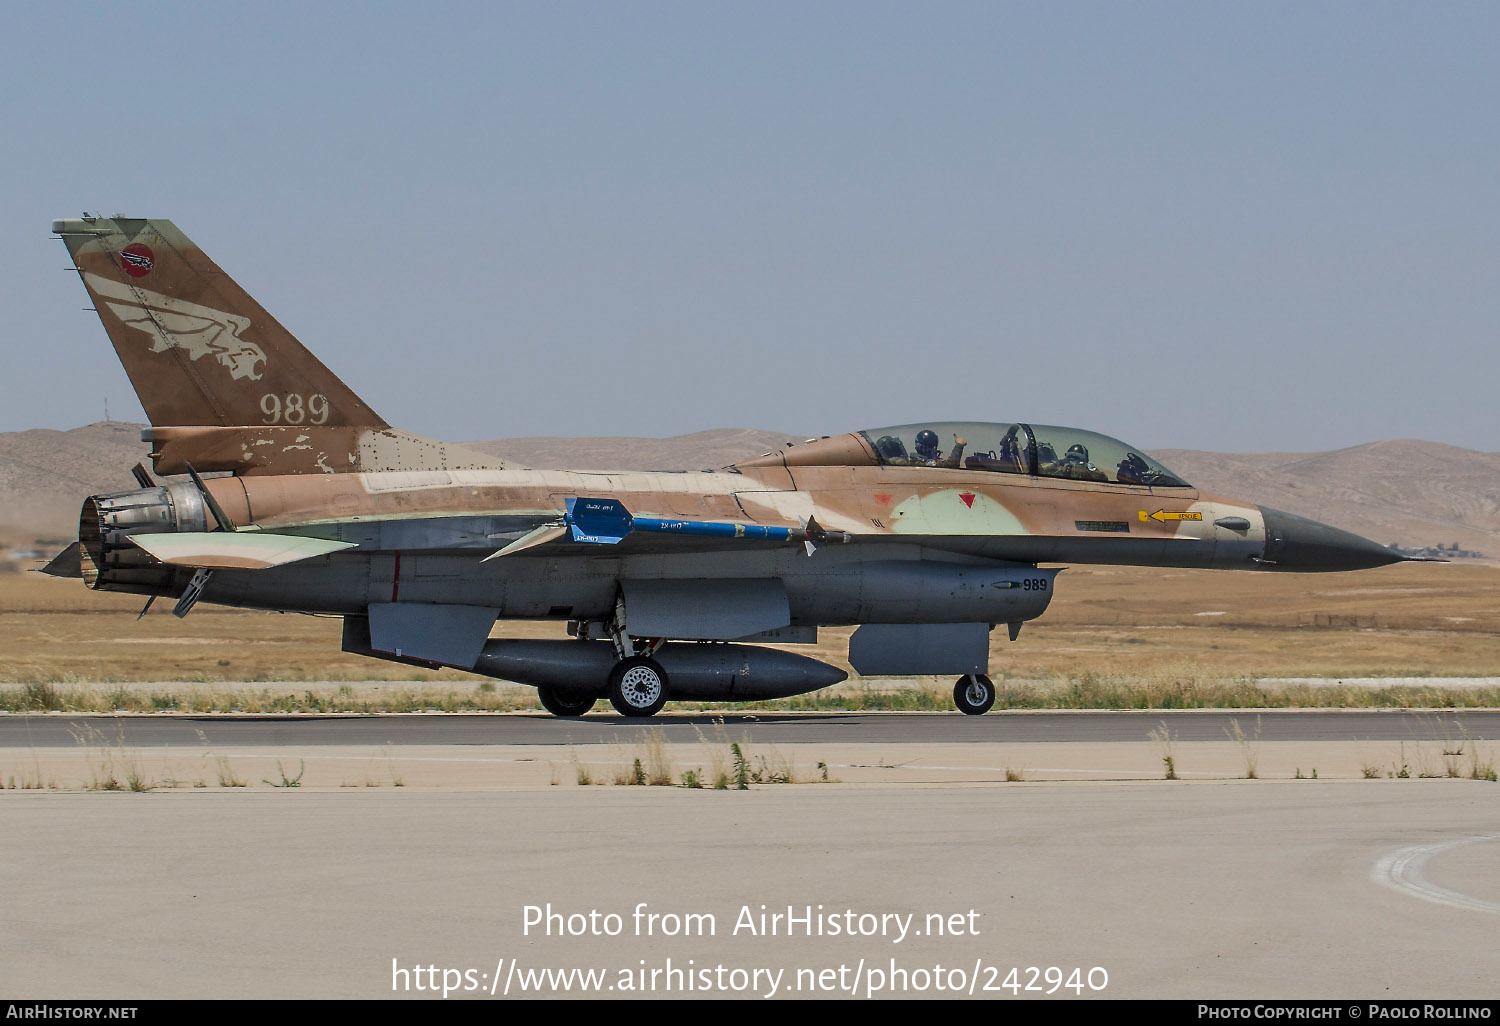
(953, 674, 995, 715)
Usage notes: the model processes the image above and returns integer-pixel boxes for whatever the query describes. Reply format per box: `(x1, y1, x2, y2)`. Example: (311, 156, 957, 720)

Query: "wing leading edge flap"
(128, 531, 357, 570)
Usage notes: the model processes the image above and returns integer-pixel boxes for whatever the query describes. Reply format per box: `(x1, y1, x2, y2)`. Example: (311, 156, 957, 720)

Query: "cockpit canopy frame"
(857, 421, 1189, 487)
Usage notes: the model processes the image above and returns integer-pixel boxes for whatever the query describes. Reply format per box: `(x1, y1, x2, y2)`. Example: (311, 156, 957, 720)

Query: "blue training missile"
(566, 497, 850, 552)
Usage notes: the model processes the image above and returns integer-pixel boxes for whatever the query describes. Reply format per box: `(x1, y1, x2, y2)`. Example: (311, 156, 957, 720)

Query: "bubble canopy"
(857, 422, 1190, 487)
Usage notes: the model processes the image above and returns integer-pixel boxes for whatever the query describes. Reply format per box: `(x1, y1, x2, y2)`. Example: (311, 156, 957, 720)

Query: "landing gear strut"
(601, 592, 670, 717)
(608, 656, 669, 717)
(953, 674, 995, 716)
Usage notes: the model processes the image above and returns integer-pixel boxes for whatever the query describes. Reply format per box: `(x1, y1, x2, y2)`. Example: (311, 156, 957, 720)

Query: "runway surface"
(3, 708, 1498, 747)
(5, 783, 1498, 999)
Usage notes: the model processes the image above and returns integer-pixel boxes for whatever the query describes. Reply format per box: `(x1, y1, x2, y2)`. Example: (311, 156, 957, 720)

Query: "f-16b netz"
(44, 215, 1417, 717)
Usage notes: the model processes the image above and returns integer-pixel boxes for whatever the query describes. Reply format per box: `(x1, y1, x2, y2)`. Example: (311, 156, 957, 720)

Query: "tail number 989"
(260, 393, 330, 425)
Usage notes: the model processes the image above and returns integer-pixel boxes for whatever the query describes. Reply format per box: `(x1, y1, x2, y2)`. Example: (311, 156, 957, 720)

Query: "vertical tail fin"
(54, 215, 387, 429)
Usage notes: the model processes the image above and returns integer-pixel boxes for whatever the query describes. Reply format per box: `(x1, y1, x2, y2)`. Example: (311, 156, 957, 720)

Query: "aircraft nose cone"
(1259, 507, 1405, 571)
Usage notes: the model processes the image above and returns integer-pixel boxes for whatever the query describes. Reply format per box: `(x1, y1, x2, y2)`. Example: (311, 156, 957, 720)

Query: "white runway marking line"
(1372, 833, 1500, 914)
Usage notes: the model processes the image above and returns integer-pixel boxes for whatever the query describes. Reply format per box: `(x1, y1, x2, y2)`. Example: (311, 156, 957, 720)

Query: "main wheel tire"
(607, 656, 669, 717)
(537, 686, 597, 718)
(953, 674, 995, 716)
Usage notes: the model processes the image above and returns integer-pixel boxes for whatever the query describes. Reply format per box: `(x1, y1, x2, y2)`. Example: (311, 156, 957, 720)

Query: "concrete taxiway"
(3, 710, 1497, 999)
(3, 782, 1497, 999)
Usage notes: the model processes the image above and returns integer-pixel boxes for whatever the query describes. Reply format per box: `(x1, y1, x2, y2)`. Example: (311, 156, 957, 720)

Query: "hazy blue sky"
(2, 1, 1495, 452)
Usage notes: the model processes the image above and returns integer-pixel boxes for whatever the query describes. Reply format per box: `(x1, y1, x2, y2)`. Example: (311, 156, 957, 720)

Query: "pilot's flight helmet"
(874, 435, 908, 461)
(1065, 443, 1090, 464)
(914, 429, 940, 460)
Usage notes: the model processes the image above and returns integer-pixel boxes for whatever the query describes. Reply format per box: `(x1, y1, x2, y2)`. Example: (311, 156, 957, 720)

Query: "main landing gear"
(607, 656, 669, 717)
(600, 595, 670, 718)
(534, 655, 669, 719)
(537, 686, 597, 718)
(953, 674, 995, 716)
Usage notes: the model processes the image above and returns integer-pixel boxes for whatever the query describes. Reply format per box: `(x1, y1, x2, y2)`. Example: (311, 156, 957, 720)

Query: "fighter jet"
(44, 215, 1411, 717)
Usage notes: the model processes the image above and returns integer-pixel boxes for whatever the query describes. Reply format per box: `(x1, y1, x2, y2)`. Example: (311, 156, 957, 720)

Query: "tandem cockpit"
(735, 422, 1191, 488)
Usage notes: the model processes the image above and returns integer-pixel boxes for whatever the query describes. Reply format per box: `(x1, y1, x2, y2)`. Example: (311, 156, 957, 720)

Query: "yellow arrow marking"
(1139, 509, 1202, 523)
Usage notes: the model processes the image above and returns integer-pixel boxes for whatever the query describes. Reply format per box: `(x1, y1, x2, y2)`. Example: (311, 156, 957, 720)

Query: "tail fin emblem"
(83, 272, 266, 381)
(119, 243, 154, 277)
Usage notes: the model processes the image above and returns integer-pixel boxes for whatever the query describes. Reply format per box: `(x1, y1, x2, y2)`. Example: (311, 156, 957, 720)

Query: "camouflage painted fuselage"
(76, 442, 1321, 624)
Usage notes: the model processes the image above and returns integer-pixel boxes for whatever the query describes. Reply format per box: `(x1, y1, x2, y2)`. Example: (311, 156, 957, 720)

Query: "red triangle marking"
(873, 494, 892, 506)
(959, 493, 975, 508)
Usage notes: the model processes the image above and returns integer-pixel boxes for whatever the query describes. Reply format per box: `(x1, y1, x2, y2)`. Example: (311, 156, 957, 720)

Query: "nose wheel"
(953, 674, 995, 716)
(608, 656, 669, 717)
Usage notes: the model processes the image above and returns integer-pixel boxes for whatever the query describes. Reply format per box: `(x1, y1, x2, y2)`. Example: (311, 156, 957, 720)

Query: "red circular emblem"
(119, 243, 155, 278)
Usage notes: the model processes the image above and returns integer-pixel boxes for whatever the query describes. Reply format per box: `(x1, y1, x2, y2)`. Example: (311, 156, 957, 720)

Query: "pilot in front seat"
(1057, 444, 1109, 482)
(913, 429, 967, 468)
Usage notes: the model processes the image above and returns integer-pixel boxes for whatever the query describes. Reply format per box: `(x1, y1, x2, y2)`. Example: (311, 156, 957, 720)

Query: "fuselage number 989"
(260, 393, 330, 425)
(1022, 578, 1048, 591)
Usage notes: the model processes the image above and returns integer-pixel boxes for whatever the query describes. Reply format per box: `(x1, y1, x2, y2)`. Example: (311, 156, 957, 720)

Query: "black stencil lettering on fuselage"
(1074, 521, 1130, 533)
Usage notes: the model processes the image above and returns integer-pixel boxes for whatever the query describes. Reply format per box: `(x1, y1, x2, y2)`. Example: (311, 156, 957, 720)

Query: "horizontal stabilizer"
(128, 531, 357, 570)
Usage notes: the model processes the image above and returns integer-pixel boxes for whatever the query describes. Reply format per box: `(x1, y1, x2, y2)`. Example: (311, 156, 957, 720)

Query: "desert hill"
(0, 422, 150, 542)
(1, 423, 1493, 559)
(1154, 440, 1500, 556)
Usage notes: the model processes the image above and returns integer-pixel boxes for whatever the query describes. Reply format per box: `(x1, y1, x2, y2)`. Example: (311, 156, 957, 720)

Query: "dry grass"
(1148, 721, 1179, 780)
(66, 722, 153, 791)
(1226, 716, 1263, 778)
(1469, 747, 1498, 781)
(610, 729, 677, 786)
(569, 747, 594, 786)
(585, 729, 802, 787)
